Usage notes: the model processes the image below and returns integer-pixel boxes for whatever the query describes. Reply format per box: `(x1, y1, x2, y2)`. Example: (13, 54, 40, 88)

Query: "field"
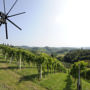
(0, 45, 90, 90)
(0, 57, 90, 90)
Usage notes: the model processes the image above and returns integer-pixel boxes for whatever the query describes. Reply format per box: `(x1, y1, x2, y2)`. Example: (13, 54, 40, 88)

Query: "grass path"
(36, 73, 77, 90)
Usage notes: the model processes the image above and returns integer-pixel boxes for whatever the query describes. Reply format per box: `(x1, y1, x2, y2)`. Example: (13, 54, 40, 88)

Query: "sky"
(0, 0, 90, 47)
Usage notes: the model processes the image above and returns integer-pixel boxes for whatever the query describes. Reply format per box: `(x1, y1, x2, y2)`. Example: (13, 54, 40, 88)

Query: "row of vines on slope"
(0, 44, 66, 80)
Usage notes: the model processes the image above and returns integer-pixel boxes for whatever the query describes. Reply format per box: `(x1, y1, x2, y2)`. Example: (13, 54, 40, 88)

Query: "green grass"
(82, 79, 90, 90)
(35, 73, 77, 90)
(37, 73, 69, 90)
(0, 61, 45, 90)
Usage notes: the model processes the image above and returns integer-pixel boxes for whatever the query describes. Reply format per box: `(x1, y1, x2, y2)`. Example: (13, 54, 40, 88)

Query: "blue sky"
(0, 0, 90, 47)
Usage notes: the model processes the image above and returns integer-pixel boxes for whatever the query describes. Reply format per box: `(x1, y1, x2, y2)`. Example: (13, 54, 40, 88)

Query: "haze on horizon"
(0, 0, 90, 47)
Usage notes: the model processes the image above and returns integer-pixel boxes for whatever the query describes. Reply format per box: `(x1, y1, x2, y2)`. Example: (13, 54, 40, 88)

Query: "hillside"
(17, 46, 78, 55)
(0, 45, 90, 90)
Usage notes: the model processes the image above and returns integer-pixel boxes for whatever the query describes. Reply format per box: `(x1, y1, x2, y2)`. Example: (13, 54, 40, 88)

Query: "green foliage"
(64, 49, 90, 63)
(70, 61, 88, 79)
(0, 44, 66, 80)
(81, 69, 90, 80)
(36, 53, 48, 64)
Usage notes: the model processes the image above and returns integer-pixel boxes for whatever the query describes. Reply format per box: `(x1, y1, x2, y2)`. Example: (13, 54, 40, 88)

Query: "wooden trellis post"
(77, 64, 82, 90)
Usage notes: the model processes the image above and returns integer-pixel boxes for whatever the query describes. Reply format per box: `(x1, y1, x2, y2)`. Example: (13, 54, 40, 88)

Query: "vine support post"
(19, 54, 22, 70)
(77, 64, 82, 90)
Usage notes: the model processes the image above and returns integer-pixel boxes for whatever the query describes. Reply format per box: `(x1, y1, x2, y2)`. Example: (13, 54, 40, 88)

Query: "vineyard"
(0, 44, 90, 90)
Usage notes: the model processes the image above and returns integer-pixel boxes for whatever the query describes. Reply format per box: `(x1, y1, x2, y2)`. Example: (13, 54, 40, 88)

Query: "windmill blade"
(0, 23, 2, 26)
(7, 18, 22, 30)
(3, 0, 6, 14)
(7, 0, 18, 15)
(5, 23, 8, 39)
(8, 12, 26, 18)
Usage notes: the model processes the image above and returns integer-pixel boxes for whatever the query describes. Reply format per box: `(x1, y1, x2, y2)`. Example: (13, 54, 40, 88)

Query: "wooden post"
(19, 54, 21, 70)
(77, 64, 82, 90)
(40, 64, 42, 80)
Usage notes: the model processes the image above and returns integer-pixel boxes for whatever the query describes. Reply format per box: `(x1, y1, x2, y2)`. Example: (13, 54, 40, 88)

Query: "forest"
(64, 49, 90, 63)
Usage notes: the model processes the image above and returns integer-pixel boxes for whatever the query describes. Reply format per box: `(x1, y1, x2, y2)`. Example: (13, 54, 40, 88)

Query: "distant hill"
(17, 45, 78, 55)
(18, 46, 30, 49)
